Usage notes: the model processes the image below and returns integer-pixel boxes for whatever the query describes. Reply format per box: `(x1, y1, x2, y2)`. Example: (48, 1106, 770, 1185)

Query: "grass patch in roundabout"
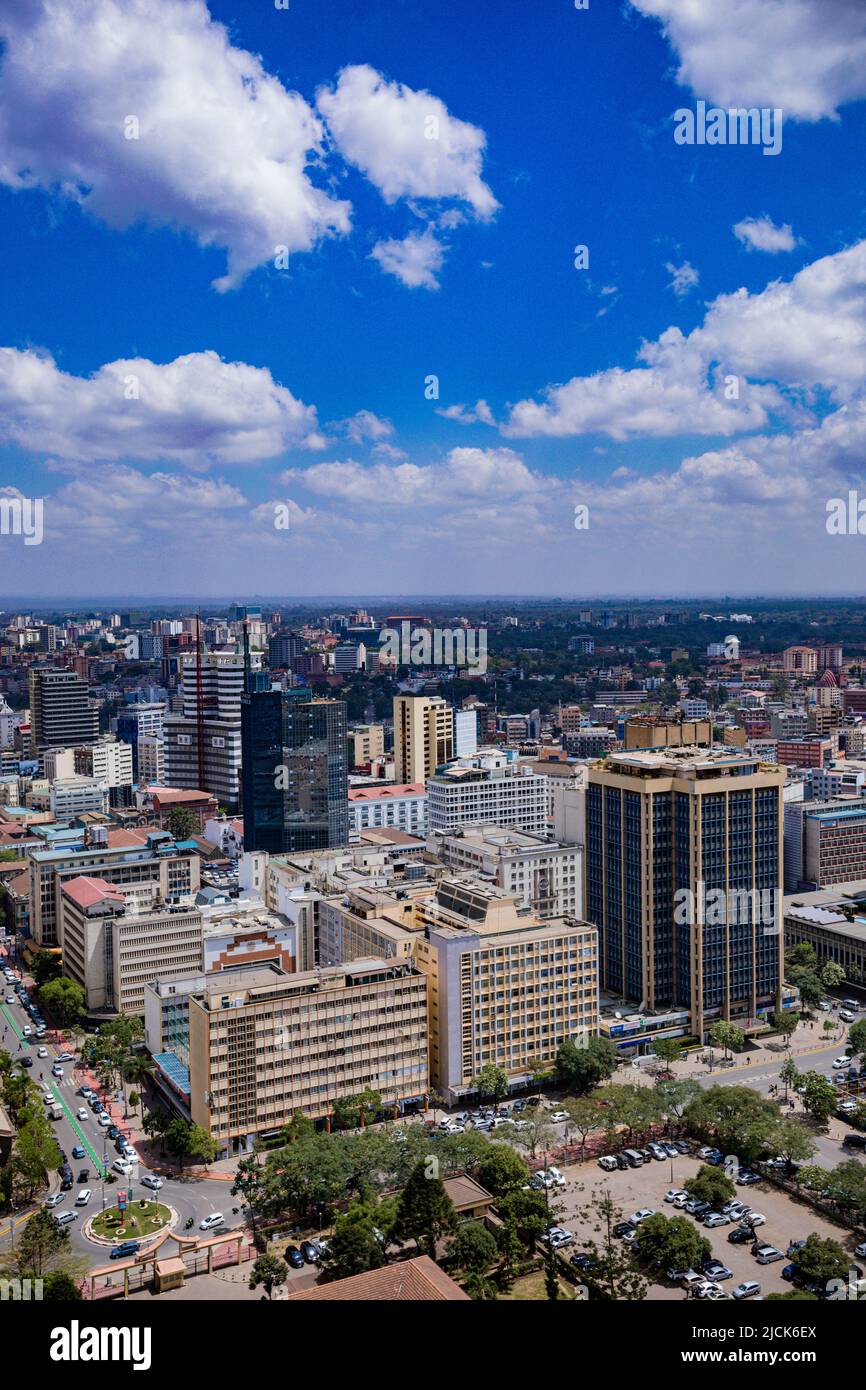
(91, 1199, 172, 1242)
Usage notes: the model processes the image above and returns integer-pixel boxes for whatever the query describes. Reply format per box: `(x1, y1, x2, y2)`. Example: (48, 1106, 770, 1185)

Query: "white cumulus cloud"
(0, 347, 324, 466)
(629, 0, 866, 121)
(733, 216, 798, 252)
(316, 64, 498, 218)
(370, 228, 445, 290)
(0, 0, 351, 290)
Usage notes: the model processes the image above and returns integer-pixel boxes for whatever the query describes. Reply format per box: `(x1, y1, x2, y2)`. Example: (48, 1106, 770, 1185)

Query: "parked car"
(107, 1125, 119, 1140)
(754, 1244, 784, 1264)
(300, 1241, 320, 1264)
(694, 1280, 723, 1299)
(703, 1260, 732, 1280)
(685, 1199, 710, 1216)
(77, 1168, 89, 1183)
(704, 1213, 731, 1228)
(546, 1167, 566, 1188)
(112, 1159, 133, 1176)
(570, 1252, 598, 1272)
(546, 1226, 575, 1249)
(680, 1271, 704, 1291)
(628, 1208, 655, 1225)
(56, 1052, 74, 1062)
(736, 1171, 761, 1185)
(98, 1113, 111, 1127)
(615, 1154, 630, 1170)
(664, 1188, 688, 1203)
(855, 1241, 866, 1259)
(75, 1107, 88, 1121)
(733, 1280, 761, 1299)
(598, 1155, 618, 1172)
(285, 1245, 304, 1269)
(613, 1221, 635, 1238)
(744, 1212, 766, 1227)
(549, 1111, 569, 1123)
(840, 1010, 857, 1024)
(673, 1139, 691, 1154)
(728, 1226, 755, 1244)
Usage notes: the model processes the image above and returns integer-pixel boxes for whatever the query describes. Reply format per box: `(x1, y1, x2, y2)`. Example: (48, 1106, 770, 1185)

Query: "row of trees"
(0, 1050, 63, 1209)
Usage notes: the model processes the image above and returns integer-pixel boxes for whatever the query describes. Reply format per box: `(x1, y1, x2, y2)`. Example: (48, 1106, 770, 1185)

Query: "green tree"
(791, 1233, 849, 1287)
(248, 1253, 288, 1299)
(451, 1220, 498, 1283)
(394, 1161, 456, 1259)
(318, 1214, 385, 1283)
(8, 1208, 69, 1277)
(472, 1064, 510, 1107)
(767, 1116, 815, 1167)
(652, 1039, 684, 1071)
(37, 977, 85, 1026)
(655, 1077, 702, 1124)
(563, 1095, 605, 1158)
(787, 943, 818, 971)
(31, 951, 62, 986)
(633, 1211, 711, 1274)
(772, 1011, 800, 1043)
(574, 1191, 648, 1301)
(848, 1019, 866, 1058)
(684, 1085, 779, 1163)
(821, 961, 846, 989)
(166, 806, 197, 840)
(799, 1071, 838, 1127)
(556, 1035, 619, 1093)
(41, 1269, 84, 1300)
(187, 1123, 218, 1166)
(779, 1057, 800, 1102)
(791, 970, 823, 1009)
(709, 1021, 744, 1061)
(683, 1165, 736, 1208)
(474, 1144, 530, 1197)
(164, 1117, 193, 1169)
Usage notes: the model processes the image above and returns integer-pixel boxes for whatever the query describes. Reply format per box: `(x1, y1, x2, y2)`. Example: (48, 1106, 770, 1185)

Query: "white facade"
(429, 825, 582, 920)
(427, 754, 548, 834)
(348, 783, 427, 840)
(138, 734, 164, 785)
(89, 739, 133, 788)
(453, 708, 478, 758)
(49, 776, 110, 821)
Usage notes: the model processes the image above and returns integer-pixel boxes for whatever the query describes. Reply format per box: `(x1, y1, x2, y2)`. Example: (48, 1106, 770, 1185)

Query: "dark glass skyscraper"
(586, 747, 785, 1042)
(241, 687, 349, 853)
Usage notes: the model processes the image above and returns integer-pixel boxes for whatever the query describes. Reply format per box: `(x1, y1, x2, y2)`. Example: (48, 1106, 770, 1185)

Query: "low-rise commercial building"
(428, 824, 582, 920)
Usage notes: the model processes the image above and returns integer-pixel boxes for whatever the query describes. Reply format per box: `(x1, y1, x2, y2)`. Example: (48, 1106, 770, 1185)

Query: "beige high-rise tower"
(393, 695, 454, 783)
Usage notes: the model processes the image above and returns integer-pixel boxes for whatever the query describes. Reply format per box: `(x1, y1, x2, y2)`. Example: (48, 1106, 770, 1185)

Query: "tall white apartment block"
(427, 752, 548, 834)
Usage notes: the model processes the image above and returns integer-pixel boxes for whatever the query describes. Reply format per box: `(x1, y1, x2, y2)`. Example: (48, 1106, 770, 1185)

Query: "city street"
(0, 960, 243, 1261)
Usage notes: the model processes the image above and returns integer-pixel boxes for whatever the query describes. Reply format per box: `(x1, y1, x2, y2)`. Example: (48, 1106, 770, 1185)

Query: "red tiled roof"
(61, 875, 125, 909)
(348, 783, 425, 802)
(151, 788, 214, 805)
(284, 1255, 469, 1301)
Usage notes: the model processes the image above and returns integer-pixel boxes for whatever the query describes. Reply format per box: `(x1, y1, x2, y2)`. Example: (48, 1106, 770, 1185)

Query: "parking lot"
(549, 1152, 865, 1300)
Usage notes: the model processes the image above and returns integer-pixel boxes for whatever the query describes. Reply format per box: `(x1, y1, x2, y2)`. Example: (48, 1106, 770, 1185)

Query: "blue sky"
(1, 0, 866, 597)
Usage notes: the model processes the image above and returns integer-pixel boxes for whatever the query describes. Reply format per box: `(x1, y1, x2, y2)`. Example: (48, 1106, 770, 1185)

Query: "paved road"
(0, 963, 244, 1261)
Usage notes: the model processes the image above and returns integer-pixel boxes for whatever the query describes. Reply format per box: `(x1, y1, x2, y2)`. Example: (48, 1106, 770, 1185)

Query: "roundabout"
(85, 1200, 178, 1247)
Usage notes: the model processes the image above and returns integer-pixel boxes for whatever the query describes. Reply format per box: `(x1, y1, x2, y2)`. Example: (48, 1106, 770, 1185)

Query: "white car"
(665, 1188, 688, 1203)
(44, 1192, 64, 1208)
(38, 1046, 48, 1057)
(4, 994, 12, 1003)
(598, 1155, 618, 1172)
(98, 1113, 111, 1127)
(75, 1189, 92, 1206)
(546, 1167, 566, 1187)
(141, 1174, 163, 1190)
(200, 1212, 225, 1231)
(113, 1159, 133, 1175)
(744, 1213, 765, 1227)
(76, 1107, 88, 1121)
(671, 1193, 690, 1209)
(546, 1226, 574, 1249)
(549, 1111, 569, 1123)
(122, 1148, 139, 1165)
(833, 1056, 850, 1068)
(22, 1025, 31, 1036)
(694, 1280, 723, 1299)
(56, 1052, 74, 1062)
(628, 1208, 655, 1225)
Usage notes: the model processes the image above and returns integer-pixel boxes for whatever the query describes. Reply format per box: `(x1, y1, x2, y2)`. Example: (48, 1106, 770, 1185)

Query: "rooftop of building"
(193, 956, 423, 1007)
(348, 782, 425, 801)
(61, 875, 125, 909)
(431, 824, 568, 853)
(284, 1254, 469, 1302)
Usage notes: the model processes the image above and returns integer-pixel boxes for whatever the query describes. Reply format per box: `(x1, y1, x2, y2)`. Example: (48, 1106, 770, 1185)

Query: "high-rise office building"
(267, 630, 304, 669)
(241, 688, 349, 853)
(163, 653, 251, 805)
(586, 747, 785, 1040)
(393, 695, 454, 783)
(116, 702, 165, 778)
(29, 669, 99, 752)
